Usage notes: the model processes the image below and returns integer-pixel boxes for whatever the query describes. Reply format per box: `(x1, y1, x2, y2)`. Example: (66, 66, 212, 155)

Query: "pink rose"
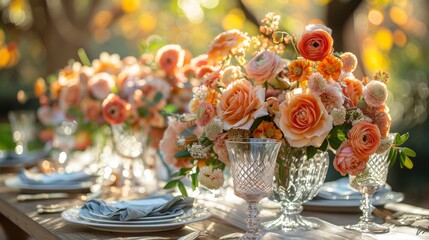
(334, 141, 367, 176)
(217, 79, 268, 130)
(88, 73, 115, 100)
(276, 88, 333, 147)
(245, 51, 285, 85)
(212, 133, 230, 166)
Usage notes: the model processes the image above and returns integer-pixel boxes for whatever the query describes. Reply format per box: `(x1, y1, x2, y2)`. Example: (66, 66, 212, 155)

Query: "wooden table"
(0, 183, 242, 240)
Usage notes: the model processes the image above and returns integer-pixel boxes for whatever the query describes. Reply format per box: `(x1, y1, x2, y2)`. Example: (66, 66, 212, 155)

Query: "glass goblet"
(344, 148, 391, 233)
(52, 120, 78, 172)
(8, 110, 36, 155)
(226, 138, 281, 240)
(111, 123, 148, 196)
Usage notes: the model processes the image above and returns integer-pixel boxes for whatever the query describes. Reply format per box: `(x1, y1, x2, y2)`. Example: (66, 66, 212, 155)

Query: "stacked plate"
(304, 177, 404, 212)
(5, 170, 95, 193)
(62, 205, 212, 233)
(0, 149, 46, 168)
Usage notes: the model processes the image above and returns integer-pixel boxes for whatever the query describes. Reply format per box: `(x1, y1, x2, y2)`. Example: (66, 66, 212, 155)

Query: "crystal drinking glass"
(226, 138, 281, 240)
(52, 120, 78, 172)
(111, 123, 148, 196)
(344, 145, 392, 233)
(8, 110, 36, 155)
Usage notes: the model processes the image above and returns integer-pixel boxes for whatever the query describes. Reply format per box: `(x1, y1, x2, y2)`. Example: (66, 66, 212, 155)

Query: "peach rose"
(348, 121, 381, 159)
(245, 51, 285, 85)
(196, 101, 216, 127)
(217, 79, 268, 130)
(334, 140, 367, 176)
(101, 94, 130, 125)
(208, 29, 250, 64)
(341, 76, 363, 107)
(88, 72, 115, 100)
(155, 44, 185, 76)
(277, 88, 333, 147)
(297, 25, 334, 61)
(82, 98, 101, 122)
(59, 82, 82, 111)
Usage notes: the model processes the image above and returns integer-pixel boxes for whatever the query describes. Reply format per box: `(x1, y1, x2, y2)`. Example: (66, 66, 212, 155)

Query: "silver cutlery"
(17, 192, 70, 201)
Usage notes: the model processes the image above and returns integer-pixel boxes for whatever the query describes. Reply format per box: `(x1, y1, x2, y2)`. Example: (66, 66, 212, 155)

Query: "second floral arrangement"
(160, 12, 415, 196)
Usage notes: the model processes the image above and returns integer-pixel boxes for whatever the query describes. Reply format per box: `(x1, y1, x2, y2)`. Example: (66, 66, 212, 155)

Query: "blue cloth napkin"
(317, 177, 390, 200)
(18, 170, 94, 185)
(82, 195, 194, 221)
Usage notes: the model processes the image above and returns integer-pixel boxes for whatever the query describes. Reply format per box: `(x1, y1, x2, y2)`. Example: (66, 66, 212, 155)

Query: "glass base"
(220, 232, 263, 240)
(263, 213, 319, 232)
(344, 221, 389, 234)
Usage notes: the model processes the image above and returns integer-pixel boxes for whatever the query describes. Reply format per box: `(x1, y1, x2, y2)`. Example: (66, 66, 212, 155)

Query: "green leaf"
(163, 104, 179, 114)
(388, 147, 397, 168)
(396, 133, 409, 146)
(401, 147, 416, 157)
(149, 92, 163, 107)
(170, 171, 181, 178)
(306, 146, 317, 160)
(191, 173, 198, 191)
(163, 179, 179, 189)
(178, 181, 188, 197)
(328, 135, 342, 150)
(318, 139, 328, 152)
(179, 167, 191, 175)
(403, 156, 414, 169)
(138, 107, 151, 118)
(77, 48, 91, 66)
(399, 151, 406, 169)
(174, 150, 191, 158)
(249, 117, 264, 132)
(337, 129, 346, 141)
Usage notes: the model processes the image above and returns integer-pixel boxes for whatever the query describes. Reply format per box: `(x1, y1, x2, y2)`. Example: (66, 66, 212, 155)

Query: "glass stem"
(360, 193, 375, 224)
(245, 202, 260, 237)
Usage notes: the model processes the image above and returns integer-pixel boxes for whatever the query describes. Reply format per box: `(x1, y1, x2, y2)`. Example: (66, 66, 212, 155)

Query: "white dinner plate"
(62, 206, 211, 233)
(0, 149, 46, 168)
(85, 209, 185, 223)
(304, 191, 404, 213)
(5, 177, 93, 192)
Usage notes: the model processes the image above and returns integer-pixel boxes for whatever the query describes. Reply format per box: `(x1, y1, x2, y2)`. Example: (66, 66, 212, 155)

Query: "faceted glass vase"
(263, 148, 329, 232)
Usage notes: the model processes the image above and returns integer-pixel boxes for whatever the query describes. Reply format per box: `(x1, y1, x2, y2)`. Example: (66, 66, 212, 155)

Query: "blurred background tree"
(0, 0, 428, 205)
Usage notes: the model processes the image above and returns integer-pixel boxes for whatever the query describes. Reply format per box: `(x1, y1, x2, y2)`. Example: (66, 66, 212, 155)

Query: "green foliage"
(77, 48, 91, 66)
(388, 132, 415, 169)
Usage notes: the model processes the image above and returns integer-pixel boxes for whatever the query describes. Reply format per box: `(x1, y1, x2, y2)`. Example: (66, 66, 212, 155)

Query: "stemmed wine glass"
(52, 120, 78, 173)
(226, 138, 281, 240)
(8, 110, 36, 155)
(111, 123, 148, 196)
(344, 137, 393, 234)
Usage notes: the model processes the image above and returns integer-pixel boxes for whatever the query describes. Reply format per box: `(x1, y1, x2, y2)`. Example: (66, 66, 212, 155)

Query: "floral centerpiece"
(160, 12, 415, 197)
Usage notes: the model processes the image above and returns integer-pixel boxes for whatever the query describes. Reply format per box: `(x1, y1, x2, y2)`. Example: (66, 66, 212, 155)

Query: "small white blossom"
(177, 136, 186, 148)
(188, 142, 208, 159)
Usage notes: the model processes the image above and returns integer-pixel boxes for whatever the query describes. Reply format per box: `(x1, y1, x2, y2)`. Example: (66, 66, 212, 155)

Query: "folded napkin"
(18, 170, 94, 185)
(317, 177, 390, 200)
(82, 195, 194, 221)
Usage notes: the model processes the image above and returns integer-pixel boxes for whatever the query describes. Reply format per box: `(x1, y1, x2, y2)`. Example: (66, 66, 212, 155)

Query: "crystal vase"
(263, 147, 329, 232)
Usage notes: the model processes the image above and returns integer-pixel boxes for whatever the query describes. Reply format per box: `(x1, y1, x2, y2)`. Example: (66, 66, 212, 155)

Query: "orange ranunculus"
(50, 81, 62, 100)
(101, 93, 131, 125)
(155, 44, 185, 76)
(253, 121, 283, 140)
(277, 88, 333, 147)
(334, 140, 368, 176)
(341, 76, 363, 107)
(92, 52, 122, 75)
(348, 121, 381, 159)
(217, 79, 268, 130)
(297, 26, 334, 62)
(245, 51, 285, 85)
(208, 29, 250, 64)
(287, 58, 314, 84)
(317, 55, 343, 81)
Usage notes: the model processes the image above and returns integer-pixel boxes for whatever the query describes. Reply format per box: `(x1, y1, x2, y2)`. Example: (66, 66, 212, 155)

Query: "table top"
(0, 172, 428, 240)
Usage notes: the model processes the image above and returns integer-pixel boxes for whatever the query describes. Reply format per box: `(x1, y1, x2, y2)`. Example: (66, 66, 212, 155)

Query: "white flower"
(197, 166, 225, 190)
(188, 143, 208, 159)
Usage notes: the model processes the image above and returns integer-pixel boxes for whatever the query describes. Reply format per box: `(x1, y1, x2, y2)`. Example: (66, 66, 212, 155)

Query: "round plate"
(5, 177, 93, 192)
(304, 191, 404, 213)
(84, 209, 185, 223)
(62, 206, 211, 233)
